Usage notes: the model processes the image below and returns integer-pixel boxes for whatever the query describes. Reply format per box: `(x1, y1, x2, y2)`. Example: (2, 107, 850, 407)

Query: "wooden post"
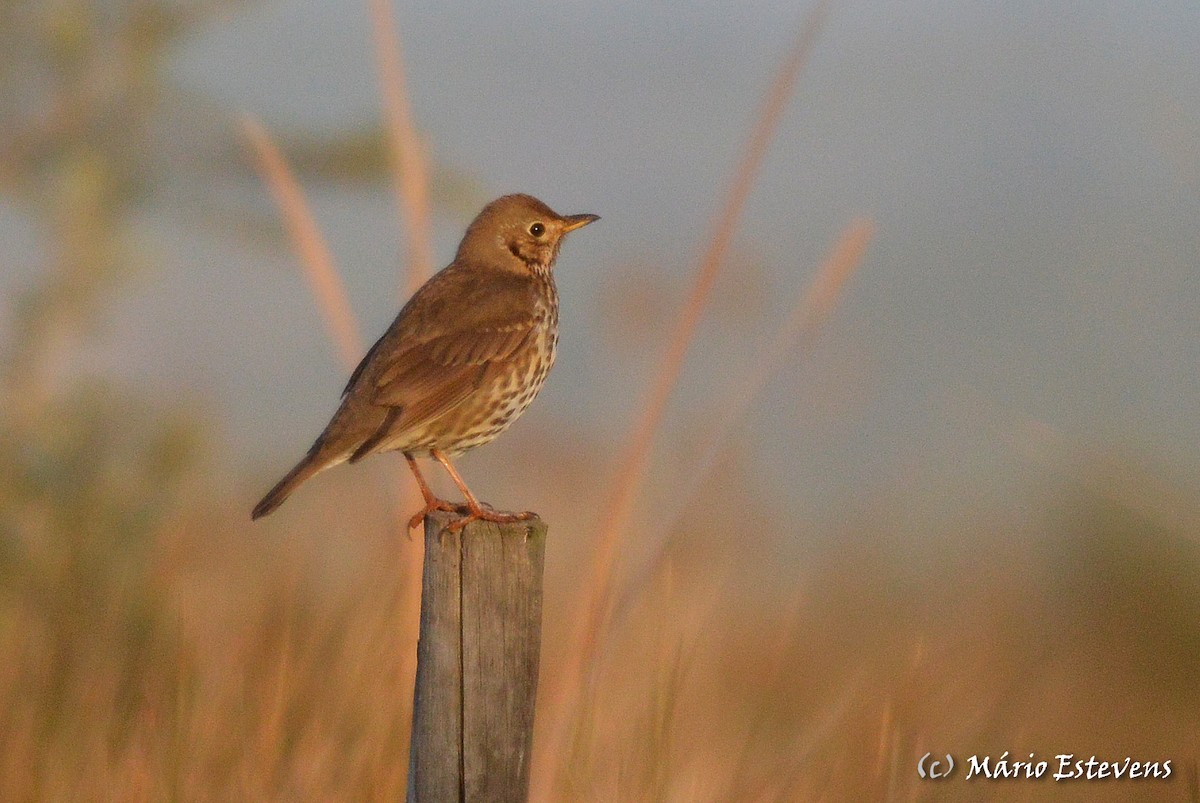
(407, 511, 547, 803)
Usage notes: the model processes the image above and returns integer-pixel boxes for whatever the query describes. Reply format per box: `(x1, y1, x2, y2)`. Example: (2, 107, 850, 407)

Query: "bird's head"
(456, 193, 599, 275)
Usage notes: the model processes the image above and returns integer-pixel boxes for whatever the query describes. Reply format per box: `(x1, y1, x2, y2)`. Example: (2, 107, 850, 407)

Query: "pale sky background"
(8, 0, 1198, 524)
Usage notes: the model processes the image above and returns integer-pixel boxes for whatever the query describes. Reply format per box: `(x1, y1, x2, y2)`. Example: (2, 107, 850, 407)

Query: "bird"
(251, 193, 598, 530)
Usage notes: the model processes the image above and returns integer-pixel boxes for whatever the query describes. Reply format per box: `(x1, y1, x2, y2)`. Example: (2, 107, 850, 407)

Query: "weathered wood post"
(407, 510, 547, 803)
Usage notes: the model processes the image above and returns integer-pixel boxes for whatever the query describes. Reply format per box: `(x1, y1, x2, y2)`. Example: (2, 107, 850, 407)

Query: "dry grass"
(4, 464, 1196, 801)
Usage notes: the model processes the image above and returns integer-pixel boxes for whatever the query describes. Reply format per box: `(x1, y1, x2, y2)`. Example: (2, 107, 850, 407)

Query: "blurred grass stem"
(533, 3, 830, 796)
(241, 115, 364, 368)
(612, 219, 873, 623)
(369, 0, 434, 295)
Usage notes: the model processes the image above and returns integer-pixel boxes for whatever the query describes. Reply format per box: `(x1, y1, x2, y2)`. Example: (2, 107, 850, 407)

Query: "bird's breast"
(410, 285, 558, 456)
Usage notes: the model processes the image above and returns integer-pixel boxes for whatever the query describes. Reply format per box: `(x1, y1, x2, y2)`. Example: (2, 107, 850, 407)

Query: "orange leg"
(431, 448, 535, 531)
(405, 453, 457, 530)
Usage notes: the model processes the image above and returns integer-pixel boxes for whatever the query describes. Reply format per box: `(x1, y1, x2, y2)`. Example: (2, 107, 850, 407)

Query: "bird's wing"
(344, 263, 541, 431)
(370, 321, 535, 415)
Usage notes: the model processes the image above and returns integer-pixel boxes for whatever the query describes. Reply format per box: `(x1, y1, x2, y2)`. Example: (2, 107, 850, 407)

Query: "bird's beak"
(562, 213, 600, 233)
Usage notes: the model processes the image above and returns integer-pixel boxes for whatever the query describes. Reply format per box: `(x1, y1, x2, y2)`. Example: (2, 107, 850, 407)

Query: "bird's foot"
(408, 499, 459, 531)
(445, 506, 536, 532)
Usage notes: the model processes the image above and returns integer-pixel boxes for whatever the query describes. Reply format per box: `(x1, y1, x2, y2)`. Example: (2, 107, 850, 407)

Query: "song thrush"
(252, 193, 598, 529)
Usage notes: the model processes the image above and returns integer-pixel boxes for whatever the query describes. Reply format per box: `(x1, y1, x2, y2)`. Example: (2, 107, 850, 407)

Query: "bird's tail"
(251, 447, 334, 520)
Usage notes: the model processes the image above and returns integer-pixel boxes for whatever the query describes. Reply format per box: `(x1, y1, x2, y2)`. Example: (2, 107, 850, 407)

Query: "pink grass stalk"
(611, 219, 873, 621)
(368, 0, 434, 295)
(241, 115, 364, 367)
(532, 3, 831, 796)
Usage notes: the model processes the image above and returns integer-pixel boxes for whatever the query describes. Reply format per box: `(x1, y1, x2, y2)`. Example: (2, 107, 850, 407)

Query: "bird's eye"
(529, 222, 546, 237)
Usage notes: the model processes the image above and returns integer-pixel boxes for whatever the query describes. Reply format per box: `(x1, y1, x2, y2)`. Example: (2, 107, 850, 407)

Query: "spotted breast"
(406, 271, 558, 457)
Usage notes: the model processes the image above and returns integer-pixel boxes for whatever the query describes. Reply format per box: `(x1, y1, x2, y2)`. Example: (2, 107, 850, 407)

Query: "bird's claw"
(445, 508, 536, 532)
(408, 499, 459, 531)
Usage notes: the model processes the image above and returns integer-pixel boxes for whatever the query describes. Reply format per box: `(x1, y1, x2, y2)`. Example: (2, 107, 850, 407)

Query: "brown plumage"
(252, 193, 599, 528)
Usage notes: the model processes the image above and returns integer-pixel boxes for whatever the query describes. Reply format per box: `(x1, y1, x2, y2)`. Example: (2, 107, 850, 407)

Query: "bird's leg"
(431, 449, 535, 531)
(405, 453, 458, 530)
